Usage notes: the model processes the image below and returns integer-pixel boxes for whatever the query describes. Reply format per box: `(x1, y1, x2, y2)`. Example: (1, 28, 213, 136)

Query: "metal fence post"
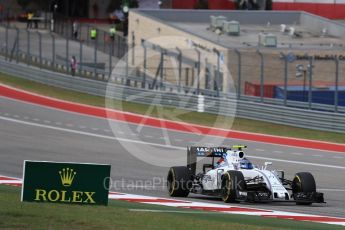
(66, 35, 69, 73)
(52, 34, 55, 68)
(125, 39, 128, 79)
(109, 42, 112, 79)
(94, 29, 98, 77)
(78, 23, 82, 41)
(6, 7, 9, 27)
(110, 36, 113, 56)
(58, 17, 61, 34)
(15, 28, 19, 63)
(86, 24, 90, 46)
(160, 50, 164, 90)
(115, 35, 118, 58)
(79, 40, 83, 75)
(103, 31, 106, 52)
(124, 37, 128, 59)
(235, 49, 241, 99)
(61, 20, 64, 37)
(26, 30, 30, 65)
(117, 35, 121, 58)
(283, 54, 288, 106)
(335, 57, 339, 112)
(308, 56, 313, 109)
(44, 10, 47, 30)
(132, 31, 135, 65)
(5, 25, 8, 60)
(37, 32, 42, 68)
(195, 48, 201, 94)
(257, 50, 264, 102)
(142, 41, 147, 88)
(65, 20, 68, 38)
(213, 48, 220, 97)
(62, 19, 65, 36)
(176, 47, 182, 92)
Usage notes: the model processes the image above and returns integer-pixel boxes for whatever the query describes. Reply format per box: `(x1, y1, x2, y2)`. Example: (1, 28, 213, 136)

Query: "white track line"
(255, 149, 265, 152)
(333, 156, 344, 159)
(129, 209, 225, 214)
(0, 116, 182, 150)
(2, 94, 345, 154)
(273, 151, 283, 153)
(249, 155, 345, 170)
(1, 115, 345, 170)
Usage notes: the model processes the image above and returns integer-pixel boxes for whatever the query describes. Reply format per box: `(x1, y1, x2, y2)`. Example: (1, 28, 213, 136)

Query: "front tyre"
(221, 170, 246, 203)
(292, 172, 316, 205)
(167, 166, 192, 197)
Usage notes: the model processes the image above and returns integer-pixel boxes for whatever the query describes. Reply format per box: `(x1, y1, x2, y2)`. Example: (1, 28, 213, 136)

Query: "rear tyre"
(167, 166, 192, 197)
(221, 170, 246, 203)
(292, 172, 316, 205)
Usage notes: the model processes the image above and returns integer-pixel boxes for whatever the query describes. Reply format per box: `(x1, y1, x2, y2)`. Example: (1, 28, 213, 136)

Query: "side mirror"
(265, 162, 272, 166)
(264, 162, 272, 170)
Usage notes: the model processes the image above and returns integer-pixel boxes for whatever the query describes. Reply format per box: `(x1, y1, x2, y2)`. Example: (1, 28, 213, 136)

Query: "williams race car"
(167, 146, 324, 204)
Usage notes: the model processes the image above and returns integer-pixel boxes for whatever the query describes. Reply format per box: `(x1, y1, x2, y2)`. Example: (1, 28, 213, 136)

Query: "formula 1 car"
(167, 146, 324, 204)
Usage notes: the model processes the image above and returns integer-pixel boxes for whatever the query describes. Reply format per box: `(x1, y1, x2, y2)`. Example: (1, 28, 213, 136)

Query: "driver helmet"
(240, 158, 253, 169)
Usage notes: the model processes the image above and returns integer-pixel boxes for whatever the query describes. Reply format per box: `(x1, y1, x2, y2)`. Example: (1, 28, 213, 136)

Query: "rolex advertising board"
(21, 161, 111, 206)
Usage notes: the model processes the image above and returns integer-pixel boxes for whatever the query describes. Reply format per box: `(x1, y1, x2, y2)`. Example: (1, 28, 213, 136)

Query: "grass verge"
(0, 72, 344, 144)
(0, 185, 342, 230)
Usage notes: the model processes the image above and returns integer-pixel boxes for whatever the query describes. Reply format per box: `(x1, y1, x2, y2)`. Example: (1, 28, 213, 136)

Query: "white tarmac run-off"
(1, 176, 345, 227)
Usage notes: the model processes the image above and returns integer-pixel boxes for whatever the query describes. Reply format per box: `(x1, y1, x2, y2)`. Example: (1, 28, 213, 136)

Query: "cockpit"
(239, 158, 254, 169)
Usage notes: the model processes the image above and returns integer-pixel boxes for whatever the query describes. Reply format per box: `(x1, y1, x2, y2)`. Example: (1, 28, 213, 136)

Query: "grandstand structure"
(128, 9, 345, 100)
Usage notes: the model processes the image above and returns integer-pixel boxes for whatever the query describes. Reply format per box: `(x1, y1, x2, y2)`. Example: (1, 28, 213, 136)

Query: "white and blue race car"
(167, 146, 324, 204)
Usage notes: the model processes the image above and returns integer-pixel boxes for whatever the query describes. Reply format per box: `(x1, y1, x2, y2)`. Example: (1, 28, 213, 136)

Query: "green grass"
(0, 185, 342, 230)
(1, 72, 344, 144)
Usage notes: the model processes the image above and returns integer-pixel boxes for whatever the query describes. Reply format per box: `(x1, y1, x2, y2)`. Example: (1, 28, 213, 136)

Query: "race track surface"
(1, 96, 345, 218)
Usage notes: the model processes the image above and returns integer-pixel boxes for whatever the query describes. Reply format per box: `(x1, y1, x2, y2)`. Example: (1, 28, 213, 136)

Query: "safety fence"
(0, 24, 127, 80)
(0, 22, 345, 113)
(1, 58, 344, 133)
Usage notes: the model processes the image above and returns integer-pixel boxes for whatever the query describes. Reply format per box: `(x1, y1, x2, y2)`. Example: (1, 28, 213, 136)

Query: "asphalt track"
(1, 96, 345, 219)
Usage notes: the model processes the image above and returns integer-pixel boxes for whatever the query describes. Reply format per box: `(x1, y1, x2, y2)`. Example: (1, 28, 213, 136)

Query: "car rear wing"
(187, 147, 227, 175)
